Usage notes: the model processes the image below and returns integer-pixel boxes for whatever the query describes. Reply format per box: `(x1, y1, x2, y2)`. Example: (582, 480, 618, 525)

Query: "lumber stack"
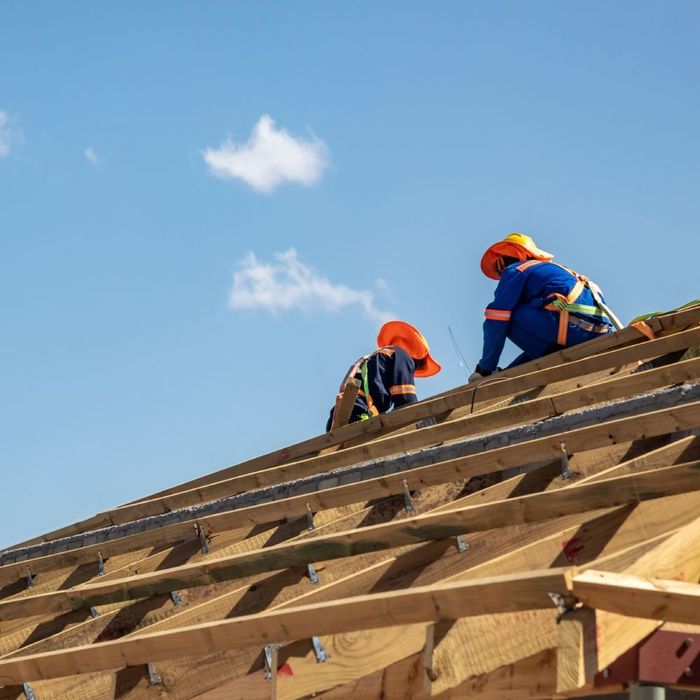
(1, 305, 700, 699)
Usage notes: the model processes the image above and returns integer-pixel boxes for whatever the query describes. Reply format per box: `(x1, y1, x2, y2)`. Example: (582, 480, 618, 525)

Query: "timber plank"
(29, 463, 696, 698)
(12, 324, 699, 550)
(2, 460, 698, 622)
(118, 315, 668, 505)
(2, 395, 699, 588)
(0, 568, 575, 684)
(115, 341, 700, 511)
(87, 355, 700, 528)
(556, 514, 700, 692)
(0, 310, 700, 700)
(573, 570, 700, 624)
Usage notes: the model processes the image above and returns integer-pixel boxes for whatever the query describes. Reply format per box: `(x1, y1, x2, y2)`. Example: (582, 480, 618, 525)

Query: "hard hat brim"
(415, 352, 441, 378)
(480, 240, 554, 280)
(377, 320, 441, 378)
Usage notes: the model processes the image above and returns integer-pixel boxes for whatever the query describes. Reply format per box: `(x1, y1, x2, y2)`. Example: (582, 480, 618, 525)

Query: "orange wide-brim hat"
(480, 233, 554, 280)
(377, 320, 441, 378)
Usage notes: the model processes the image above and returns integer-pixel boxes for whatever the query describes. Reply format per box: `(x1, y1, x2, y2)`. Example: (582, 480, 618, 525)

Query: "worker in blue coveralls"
(326, 320, 441, 431)
(469, 233, 621, 382)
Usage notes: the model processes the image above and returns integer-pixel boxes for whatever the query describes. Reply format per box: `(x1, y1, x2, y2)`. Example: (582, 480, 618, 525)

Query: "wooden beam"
(30, 464, 641, 698)
(556, 607, 598, 692)
(50, 354, 700, 532)
(0, 568, 574, 684)
(557, 514, 700, 692)
(1, 310, 698, 699)
(7, 432, 676, 660)
(0, 412, 692, 697)
(3, 390, 699, 588)
(13, 322, 699, 550)
(101, 499, 693, 699)
(330, 378, 361, 431)
(574, 570, 700, 625)
(425, 498, 700, 695)
(36, 480, 697, 699)
(1, 461, 698, 621)
(173, 457, 700, 699)
(25, 302, 696, 553)
(120, 316, 667, 502)
(123, 332, 700, 504)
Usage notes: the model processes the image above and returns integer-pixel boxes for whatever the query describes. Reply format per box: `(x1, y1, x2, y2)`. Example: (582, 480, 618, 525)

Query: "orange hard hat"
(480, 233, 554, 280)
(377, 320, 441, 378)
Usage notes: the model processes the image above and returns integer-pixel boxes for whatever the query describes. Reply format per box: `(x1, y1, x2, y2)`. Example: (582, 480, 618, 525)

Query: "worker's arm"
(387, 348, 418, 409)
(478, 265, 528, 373)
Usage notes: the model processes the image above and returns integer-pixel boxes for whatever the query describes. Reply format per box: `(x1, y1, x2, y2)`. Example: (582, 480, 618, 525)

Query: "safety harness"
(518, 260, 623, 346)
(336, 352, 379, 421)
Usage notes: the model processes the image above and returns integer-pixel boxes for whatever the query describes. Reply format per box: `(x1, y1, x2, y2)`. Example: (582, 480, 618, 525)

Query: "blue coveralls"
(479, 260, 614, 373)
(326, 345, 418, 431)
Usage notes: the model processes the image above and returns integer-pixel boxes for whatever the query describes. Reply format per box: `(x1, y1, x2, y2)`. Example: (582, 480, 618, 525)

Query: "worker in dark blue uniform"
(470, 233, 621, 380)
(326, 320, 441, 431)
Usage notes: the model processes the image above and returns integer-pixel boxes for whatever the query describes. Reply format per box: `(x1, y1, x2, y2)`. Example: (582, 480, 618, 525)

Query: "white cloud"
(0, 111, 21, 157)
(229, 249, 392, 323)
(84, 147, 100, 165)
(203, 115, 329, 193)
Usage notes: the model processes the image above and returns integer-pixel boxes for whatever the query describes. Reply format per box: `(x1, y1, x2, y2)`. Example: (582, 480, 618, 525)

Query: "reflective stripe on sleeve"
(389, 384, 416, 396)
(484, 308, 512, 321)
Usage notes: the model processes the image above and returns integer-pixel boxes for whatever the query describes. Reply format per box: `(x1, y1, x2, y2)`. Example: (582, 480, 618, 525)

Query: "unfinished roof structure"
(1, 305, 700, 700)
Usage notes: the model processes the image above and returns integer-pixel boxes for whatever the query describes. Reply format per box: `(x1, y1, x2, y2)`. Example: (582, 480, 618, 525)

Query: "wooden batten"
(2, 306, 700, 699)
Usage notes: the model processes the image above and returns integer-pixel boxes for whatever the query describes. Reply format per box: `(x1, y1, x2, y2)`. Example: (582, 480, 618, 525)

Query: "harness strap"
(337, 352, 380, 419)
(536, 262, 621, 345)
(359, 359, 378, 416)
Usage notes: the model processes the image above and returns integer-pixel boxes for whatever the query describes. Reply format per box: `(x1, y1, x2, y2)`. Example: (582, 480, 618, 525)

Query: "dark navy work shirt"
(326, 345, 418, 431)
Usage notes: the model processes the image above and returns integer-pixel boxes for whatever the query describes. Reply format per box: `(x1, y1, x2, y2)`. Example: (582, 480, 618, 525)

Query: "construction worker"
(470, 233, 621, 381)
(326, 320, 441, 431)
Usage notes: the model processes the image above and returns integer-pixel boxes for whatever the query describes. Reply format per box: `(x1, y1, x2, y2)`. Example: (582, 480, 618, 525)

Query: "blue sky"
(1, 2, 698, 547)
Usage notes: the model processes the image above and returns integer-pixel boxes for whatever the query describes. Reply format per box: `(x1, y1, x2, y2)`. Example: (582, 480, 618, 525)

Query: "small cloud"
(374, 277, 398, 306)
(203, 115, 329, 193)
(229, 249, 392, 323)
(0, 110, 22, 158)
(84, 147, 100, 165)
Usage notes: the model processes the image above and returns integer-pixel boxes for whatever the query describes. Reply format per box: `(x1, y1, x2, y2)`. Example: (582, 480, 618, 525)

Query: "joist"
(2, 307, 700, 699)
(115, 318, 664, 506)
(422, 505, 699, 695)
(18, 516, 572, 698)
(25, 443, 673, 699)
(556, 514, 700, 692)
(12, 321, 700, 551)
(43, 486, 698, 699)
(1, 461, 698, 622)
(3, 391, 700, 590)
(32, 352, 700, 538)
(119, 331, 700, 507)
(13, 463, 697, 698)
(332, 509, 693, 697)
(0, 567, 575, 684)
(96, 304, 700, 513)
(8, 430, 674, 640)
(573, 570, 700, 624)
(179, 382, 700, 498)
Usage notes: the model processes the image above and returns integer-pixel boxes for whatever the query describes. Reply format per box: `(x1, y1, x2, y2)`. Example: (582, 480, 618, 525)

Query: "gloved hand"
(468, 364, 492, 383)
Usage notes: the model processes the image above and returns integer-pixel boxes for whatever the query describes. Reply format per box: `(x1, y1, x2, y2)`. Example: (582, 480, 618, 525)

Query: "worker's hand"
(468, 364, 492, 383)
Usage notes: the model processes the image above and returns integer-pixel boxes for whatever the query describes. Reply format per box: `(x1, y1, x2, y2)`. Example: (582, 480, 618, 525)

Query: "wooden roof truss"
(1, 306, 700, 699)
